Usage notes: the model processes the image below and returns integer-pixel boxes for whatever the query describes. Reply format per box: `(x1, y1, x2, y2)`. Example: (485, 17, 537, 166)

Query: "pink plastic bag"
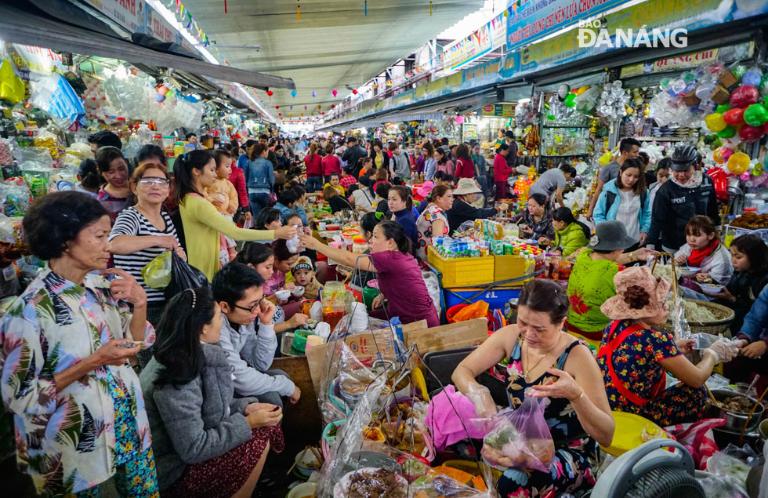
(481, 396, 555, 472)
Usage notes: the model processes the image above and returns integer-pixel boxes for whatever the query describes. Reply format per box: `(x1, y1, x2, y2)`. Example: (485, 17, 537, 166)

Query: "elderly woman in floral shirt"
(0, 192, 158, 496)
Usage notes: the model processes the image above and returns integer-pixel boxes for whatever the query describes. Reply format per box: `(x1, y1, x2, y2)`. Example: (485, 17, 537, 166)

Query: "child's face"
(330, 176, 340, 186)
(656, 168, 670, 184)
(686, 230, 714, 250)
(267, 219, 283, 230)
(216, 157, 232, 179)
(253, 256, 274, 281)
(293, 269, 313, 286)
(286, 216, 303, 230)
(730, 246, 750, 272)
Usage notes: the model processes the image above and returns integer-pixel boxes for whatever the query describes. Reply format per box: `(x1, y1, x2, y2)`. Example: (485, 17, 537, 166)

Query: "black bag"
(164, 252, 208, 300)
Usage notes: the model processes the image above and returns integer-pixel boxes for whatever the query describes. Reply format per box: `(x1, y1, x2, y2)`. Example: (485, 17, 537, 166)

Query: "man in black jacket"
(341, 136, 367, 177)
(647, 144, 720, 252)
(447, 178, 502, 233)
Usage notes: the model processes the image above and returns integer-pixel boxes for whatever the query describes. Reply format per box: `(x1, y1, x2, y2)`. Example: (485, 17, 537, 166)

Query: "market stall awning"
(0, 3, 295, 90)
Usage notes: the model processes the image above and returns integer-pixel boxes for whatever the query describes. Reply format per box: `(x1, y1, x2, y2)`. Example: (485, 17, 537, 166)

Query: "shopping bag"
(164, 252, 208, 300)
(481, 396, 555, 472)
(141, 251, 172, 289)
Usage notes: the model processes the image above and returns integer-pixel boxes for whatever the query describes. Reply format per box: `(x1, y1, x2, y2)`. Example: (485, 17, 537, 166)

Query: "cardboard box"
(404, 318, 488, 356)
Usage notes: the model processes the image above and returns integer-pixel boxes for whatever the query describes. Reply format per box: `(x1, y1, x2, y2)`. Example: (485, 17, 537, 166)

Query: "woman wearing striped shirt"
(109, 161, 184, 325)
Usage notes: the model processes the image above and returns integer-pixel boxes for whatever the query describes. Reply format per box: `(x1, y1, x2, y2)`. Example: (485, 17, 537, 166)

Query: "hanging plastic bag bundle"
(164, 252, 208, 300)
(481, 396, 555, 472)
(141, 251, 172, 289)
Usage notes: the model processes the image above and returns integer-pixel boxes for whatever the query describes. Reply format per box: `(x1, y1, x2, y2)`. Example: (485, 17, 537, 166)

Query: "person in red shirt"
(228, 150, 251, 226)
(304, 142, 323, 192)
(321, 144, 342, 181)
(454, 143, 476, 179)
(493, 143, 513, 200)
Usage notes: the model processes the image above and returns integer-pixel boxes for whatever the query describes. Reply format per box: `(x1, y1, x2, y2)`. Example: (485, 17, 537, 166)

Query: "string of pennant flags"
(168, 0, 211, 47)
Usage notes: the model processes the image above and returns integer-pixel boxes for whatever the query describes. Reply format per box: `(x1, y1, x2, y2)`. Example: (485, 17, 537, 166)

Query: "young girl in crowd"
(675, 215, 733, 286)
(140, 287, 284, 497)
(255, 208, 283, 231)
(301, 221, 439, 327)
(593, 158, 651, 247)
(434, 146, 454, 176)
(716, 234, 768, 333)
(388, 185, 419, 249)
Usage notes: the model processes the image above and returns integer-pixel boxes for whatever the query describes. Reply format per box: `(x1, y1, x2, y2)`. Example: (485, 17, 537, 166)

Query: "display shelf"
(634, 136, 692, 142)
(542, 125, 590, 129)
(541, 153, 590, 157)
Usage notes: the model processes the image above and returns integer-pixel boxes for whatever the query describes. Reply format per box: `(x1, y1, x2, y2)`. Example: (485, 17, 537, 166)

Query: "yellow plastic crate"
(427, 247, 495, 288)
(493, 254, 532, 283)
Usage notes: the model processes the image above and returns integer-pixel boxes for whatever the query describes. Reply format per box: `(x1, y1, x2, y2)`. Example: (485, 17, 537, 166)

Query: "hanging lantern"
(352, 89, 358, 95)
(332, 89, 338, 97)
(290, 89, 297, 97)
(266, 89, 273, 97)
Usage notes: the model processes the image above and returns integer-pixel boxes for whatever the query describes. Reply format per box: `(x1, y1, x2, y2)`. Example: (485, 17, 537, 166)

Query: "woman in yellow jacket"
(550, 207, 590, 257)
(175, 151, 296, 280)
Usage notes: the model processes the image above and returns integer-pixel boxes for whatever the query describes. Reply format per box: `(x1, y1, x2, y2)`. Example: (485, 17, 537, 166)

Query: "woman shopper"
(245, 143, 275, 218)
(321, 143, 342, 181)
(434, 146, 454, 176)
(301, 221, 439, 327)
(96, 146, 131, 220)
(0, 191, 158, 496)
(304, 142, 323, 192)
(415, 184, 454, 260)
(422, 142, 437, 181)
(140, 287, 284, 498)
(454, 143, 475, 179)
(598, 266, 739, 426)
(593, 158, 651, 246)
(388, 185, 419, 249)
(513, 193, 555, 244)
(110, 161, 183, 325)
(370, 139, 390, 171)
(493, 143, 513, 200)
(566, 221, 656, 348)
(77, 158, 102, 197)
(452, 279, 614, 496)
(177, 150, 296, 281)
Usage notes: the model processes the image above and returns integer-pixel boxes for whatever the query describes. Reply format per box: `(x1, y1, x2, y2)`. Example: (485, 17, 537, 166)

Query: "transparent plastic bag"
(759, 437, 768, 498)
(698, 474, 749, 498)
(706, 444, 759, 494)
(482, 396, 555, 472)
(141, 251, 172, 289)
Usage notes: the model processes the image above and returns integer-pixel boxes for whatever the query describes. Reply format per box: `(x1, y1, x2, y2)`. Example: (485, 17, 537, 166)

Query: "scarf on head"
(687, 238, 719, 268)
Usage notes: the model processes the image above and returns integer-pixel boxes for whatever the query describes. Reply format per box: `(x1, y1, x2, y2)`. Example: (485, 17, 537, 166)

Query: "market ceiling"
(181, 0, 484, 118)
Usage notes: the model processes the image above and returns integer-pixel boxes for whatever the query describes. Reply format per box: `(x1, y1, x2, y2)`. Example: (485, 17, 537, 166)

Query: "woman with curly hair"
(597, 266, 740, 426)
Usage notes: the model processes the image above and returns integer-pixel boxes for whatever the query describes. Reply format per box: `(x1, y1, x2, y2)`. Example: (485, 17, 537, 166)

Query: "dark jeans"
(249, 192, 272, 218)
(306, 176, 323, 193)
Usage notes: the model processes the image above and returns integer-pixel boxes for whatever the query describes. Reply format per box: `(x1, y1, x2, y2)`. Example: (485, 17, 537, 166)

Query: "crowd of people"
(0, 128, 766, 498)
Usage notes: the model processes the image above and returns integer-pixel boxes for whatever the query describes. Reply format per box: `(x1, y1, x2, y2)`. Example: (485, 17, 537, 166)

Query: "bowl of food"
(333, 467, 407, 497)
(710, 389, 765, 432)
(292, 286, 305, 298)
(286, 482, 316, 498)
(679, 266, 701, 277)
(700, 283, 725, 295)
(275, 289, 291, 303)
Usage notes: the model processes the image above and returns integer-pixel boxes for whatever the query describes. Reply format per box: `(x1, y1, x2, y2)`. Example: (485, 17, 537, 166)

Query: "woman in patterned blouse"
(0, 192, 158, 496)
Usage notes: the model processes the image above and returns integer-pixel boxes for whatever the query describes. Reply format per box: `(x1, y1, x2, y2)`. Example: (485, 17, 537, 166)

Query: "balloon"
(715, 104, 731, 114)
(723, 108, 745, 126)
(154, 94, 165, 103)
(331, 89, 338, 97)
(743, 103, 768, 126)
(727, 152, 751, 175)
(573, 86, 589, 95)
(753, 162, 764, 177)
(266, 89, 273, 97)
(713, 148, 726, 164)
(598, 151, 613, 166)
(739, 124, 765, 142)
(290, 89, 297, 97)
(729, 85, 759, 107)
(732, 65, 747, 80)
(706, 167, 729, 202)
(704, 113, 727, 132)
(352, 89, 358, 95)
(717, 126, 737, 138)
(546, 113, 556, 121)
(742, 68, 763, 87)
(564, 93, 577, 108)
(557, 84, 570, 100)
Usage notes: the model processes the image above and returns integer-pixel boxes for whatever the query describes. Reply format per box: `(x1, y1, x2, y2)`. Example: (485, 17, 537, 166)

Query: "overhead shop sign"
(82, 0, 188, 47)
(619, 41, 755, 78)
(505, 0, 626, 52)
(442, 11, 506, 70)
(482, 103, 515, 117)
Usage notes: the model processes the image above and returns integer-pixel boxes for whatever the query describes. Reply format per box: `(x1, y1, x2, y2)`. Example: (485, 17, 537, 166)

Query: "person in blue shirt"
(725, 284, 768, 396)
(387, 185, 418, 250)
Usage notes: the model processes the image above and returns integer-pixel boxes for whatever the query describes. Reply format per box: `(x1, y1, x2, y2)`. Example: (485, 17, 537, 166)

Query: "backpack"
(604, 189, 647, 214)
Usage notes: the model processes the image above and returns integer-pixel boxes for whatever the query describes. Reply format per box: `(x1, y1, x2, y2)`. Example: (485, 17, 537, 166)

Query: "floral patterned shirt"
(416, 204, 449, 260)
(0, 268, 155, 495)
(597, 320, 680, 412)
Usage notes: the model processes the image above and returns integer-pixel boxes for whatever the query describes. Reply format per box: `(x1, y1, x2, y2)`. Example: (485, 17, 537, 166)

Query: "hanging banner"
(442, 22, 492, 70)
(482, 103, 515, 117)
(82, 0, 146, 34)
(506, 0, 625, 52)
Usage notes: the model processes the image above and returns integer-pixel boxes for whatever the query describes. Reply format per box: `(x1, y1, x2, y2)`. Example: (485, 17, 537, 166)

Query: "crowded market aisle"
(2, 1, 768, 497)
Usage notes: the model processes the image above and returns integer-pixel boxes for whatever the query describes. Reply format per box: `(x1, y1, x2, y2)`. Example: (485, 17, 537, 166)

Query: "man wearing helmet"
(647, 144, 720, 252)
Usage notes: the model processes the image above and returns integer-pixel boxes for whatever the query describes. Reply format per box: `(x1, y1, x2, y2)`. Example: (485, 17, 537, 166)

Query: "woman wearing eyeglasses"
(109, 161, 184, 326)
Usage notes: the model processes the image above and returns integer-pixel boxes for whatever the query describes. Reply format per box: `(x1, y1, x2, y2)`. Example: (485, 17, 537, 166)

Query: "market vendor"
(598, 266, 739, 426)
(726, 284, 768, 396)
(300, 221, 439, 327)
(175, 150, 296, 281)
(446, 178, 500, 233)
(547, 207, 590, 257)
(452, 279, 613, 496)
(415, 185, 453, 260)
(512, 193, 554, 244)
(529, 162, 576, 207)
(566, 221, 656, 346)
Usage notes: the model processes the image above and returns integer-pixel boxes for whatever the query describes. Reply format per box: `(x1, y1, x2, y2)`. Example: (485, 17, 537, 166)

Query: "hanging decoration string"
(429, 0, 433, 16)
(363, 0, 368, 16)
(296, 0, 302, 21)
(224, 0, 227, 14)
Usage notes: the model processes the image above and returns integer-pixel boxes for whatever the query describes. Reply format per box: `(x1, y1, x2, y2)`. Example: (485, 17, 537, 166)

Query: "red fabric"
(165, 426, 284, 498)
(228, 165, 249, 209)
(321, 154, 342, 177)
(664, 418, 726, 470)
(493, 153, 512, 181)
(304, 153, 322, 176)
(339, 175, 357, 189)
(687, 239, 719, 268)
(454, 158, 475, 179)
